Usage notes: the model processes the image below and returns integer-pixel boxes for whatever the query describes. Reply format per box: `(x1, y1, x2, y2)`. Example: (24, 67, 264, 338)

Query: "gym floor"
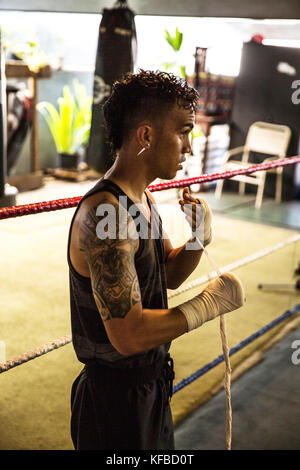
(174, 323, 300, 450)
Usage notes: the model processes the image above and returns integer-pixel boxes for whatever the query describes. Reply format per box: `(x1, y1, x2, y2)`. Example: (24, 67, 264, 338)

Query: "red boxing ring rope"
(147, 155, 300, 192)
(0, 196, 82, 220)
(1, 155, 300, 220)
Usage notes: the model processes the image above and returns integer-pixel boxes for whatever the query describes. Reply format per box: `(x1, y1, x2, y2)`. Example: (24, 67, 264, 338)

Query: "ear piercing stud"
(137, 142, 150, 156)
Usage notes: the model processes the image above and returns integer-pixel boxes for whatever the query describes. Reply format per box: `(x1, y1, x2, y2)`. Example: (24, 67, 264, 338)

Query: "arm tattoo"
(79, 198, 141, 321)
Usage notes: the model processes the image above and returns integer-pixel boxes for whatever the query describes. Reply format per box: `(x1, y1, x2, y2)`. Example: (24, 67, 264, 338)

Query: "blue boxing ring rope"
(173, 301, 300, 394)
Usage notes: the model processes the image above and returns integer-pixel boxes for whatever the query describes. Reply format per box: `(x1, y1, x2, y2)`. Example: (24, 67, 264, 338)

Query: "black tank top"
(67, 178, 170, 368)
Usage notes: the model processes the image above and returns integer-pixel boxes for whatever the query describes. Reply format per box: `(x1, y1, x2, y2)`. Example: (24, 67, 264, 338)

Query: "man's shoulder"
(81, 189, 119, 210)
(145, 188, 156, 204)
(77, 188, 138, 241)
(73, 190, 122, 234)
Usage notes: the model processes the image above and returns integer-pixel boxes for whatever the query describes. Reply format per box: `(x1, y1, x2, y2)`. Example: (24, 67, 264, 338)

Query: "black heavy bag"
(87, 1, 137, 173)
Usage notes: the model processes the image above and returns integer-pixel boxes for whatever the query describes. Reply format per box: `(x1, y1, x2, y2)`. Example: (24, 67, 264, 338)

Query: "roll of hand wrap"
(177, 272, 245, 332)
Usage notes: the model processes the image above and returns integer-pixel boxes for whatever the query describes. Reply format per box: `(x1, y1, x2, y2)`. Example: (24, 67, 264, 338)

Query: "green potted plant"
(162, 27, 186, 78)
(37, 79, 92, 169)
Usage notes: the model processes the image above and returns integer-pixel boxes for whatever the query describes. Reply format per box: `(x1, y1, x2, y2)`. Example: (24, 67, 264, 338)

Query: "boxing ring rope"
(1, 155, 300, 450)
(1, 232, 299, 374)
(173, 301, 300, 394)
(168, 233, 300, 299)
(1, 155, 300, 220)
(0, 335, 72, 373)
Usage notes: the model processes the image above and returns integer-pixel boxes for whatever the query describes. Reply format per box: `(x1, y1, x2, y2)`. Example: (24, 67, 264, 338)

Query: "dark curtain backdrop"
(227, 41, 300, 200)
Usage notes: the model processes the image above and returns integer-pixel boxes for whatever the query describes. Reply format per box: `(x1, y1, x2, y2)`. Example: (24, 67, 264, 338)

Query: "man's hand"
(177, 272, 245, 332)
(179, 187, 212, 247)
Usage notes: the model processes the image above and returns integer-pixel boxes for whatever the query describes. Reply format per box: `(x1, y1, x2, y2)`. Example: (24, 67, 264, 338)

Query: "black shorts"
(70, 358, 175, 450)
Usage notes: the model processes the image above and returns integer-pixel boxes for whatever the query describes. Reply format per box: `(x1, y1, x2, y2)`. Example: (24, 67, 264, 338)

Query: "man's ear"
(136, 123, 153, 147)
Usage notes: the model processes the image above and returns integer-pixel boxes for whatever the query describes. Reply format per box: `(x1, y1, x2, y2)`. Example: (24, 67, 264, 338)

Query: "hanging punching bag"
(87, 0, 137, 174)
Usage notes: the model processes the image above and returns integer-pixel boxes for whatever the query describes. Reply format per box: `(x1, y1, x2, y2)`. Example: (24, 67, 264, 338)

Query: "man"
(68, 70, 245, 450)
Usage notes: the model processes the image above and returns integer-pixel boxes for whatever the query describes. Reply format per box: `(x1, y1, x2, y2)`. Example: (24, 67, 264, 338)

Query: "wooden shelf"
(7, 171, 44, 192)
(5, 60, 52, 79)
(5, 60, 52, 189)
(45, 166, 101, 182)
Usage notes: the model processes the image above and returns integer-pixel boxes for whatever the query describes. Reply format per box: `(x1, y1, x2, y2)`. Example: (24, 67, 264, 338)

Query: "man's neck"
(104, 154, 153, 204)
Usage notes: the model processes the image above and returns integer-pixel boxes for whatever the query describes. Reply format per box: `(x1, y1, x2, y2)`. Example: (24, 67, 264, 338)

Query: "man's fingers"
(180, 203, 204, 216)
(179, 196, 201, 207)
(182, 186, 190, 197)
(182, 187, 197, 203)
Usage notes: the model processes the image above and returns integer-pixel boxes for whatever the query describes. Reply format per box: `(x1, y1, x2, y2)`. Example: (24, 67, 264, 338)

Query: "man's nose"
(183, 134, 192, 154)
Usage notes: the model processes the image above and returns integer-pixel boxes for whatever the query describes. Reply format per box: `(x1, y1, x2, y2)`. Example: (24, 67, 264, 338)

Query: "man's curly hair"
(103, 69, 199, 154)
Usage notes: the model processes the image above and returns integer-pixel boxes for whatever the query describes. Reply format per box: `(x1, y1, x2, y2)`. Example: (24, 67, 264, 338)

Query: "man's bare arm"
(79, 196, 187, 356)
(165, 237, 204, 290)
(79, 198, 141, 319)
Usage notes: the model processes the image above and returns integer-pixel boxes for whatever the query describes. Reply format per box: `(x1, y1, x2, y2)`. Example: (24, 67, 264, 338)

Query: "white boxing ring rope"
(1, 231, 299, 370)
(168, 233, 300, 299)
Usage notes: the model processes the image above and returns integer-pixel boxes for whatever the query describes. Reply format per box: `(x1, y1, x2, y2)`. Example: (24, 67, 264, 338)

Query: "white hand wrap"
(183, 198, 212, 249)
(177, 272, 245, 332)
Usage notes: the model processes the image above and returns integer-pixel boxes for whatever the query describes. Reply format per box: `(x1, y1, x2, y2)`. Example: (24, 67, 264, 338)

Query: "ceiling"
(0, 0, 300, 19)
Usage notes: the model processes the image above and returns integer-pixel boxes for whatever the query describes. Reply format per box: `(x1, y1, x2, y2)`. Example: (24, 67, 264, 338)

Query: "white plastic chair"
(215, 121, 292, 209)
